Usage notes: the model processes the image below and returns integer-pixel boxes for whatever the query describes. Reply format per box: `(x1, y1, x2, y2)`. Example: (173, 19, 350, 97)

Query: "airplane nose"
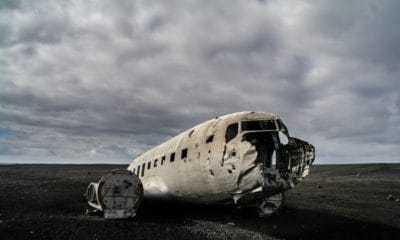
(278, 137, 315, 177)
(263, 138, 315, 195)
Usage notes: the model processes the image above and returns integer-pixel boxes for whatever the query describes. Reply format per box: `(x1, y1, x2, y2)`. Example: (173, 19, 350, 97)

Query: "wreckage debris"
(386, 195, 400, 202)
(387, 195, 395, 201)
(85, 208, 102, 216)
(85, 169, 143, 219)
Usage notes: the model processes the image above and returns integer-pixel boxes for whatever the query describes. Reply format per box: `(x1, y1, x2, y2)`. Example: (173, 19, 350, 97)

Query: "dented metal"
(85, 112, 315, 218)
(85, 169, 143, 219)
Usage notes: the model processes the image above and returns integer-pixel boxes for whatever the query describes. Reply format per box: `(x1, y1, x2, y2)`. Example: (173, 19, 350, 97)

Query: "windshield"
(241, 120, 278, 132)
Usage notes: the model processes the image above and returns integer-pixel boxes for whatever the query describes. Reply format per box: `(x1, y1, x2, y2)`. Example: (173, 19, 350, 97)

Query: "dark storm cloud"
(0, 0, 21, 10)
(1, 0, 399, 164)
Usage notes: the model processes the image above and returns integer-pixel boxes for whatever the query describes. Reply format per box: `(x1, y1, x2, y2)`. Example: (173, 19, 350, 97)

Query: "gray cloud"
(0, 0, 399, 164)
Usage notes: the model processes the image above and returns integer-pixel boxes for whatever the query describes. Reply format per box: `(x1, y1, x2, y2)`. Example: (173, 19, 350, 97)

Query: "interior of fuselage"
(242, 131, 277, 168)
(241, 119, 288, 171)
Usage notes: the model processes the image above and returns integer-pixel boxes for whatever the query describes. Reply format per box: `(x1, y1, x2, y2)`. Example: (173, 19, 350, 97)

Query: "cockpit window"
(241, 120, 277, 131)
(225, 123, 238, 143)
(279, 131, 289, 144)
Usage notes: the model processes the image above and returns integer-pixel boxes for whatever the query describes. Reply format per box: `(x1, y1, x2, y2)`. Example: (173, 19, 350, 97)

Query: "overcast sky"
(1, 0, 399, 164)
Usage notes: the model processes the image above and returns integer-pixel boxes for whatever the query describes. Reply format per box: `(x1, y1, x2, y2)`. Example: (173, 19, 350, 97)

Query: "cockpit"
(229, 117, 315, 194)
(222, 118, 292, 171)
(239, 119, 286, 168)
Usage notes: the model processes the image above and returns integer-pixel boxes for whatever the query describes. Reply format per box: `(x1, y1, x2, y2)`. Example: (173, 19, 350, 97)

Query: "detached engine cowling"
(85, 169, 143, 219)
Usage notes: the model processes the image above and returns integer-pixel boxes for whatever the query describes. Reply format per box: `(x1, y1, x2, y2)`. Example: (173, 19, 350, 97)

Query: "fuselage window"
(206, 135, 214, 143)
(154, 159, 158, 168)
(181, 148, 188, 159)
(170, 152, 175, 162)
(147, 162, 151, 169)
(141, 163, 145, 177)
(161, 156, 166, 165)
(225, 123, 238, 143)
(137, 165, 141, 177)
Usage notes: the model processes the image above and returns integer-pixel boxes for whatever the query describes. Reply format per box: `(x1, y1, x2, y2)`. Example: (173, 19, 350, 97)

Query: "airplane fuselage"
(127, 112, 315, 206)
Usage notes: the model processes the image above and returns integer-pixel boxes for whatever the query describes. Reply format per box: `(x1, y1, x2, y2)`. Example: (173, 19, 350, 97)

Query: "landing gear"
(85, 169, 143, 219)
(257, 193, 284, 217)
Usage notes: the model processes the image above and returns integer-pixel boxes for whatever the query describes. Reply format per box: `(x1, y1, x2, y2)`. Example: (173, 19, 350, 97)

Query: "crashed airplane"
(85, 112, 315, 219)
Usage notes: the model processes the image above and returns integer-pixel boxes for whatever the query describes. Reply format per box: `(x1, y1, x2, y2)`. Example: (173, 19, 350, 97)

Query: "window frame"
(141, 163, 146, 177)
(225, 122, 239, 143)
(181, 148, 188, 159)
(154, 159, 158, 168)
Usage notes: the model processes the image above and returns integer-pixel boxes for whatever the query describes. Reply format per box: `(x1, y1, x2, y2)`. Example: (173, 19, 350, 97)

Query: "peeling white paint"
(127, 112, 314, 205)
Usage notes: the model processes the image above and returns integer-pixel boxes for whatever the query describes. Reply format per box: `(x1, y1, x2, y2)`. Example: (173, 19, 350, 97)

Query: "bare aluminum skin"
(86, 112, 315, 218)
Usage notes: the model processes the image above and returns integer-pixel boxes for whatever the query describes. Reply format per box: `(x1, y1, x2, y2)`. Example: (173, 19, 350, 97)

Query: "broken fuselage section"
(86, 112, 315, 218)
